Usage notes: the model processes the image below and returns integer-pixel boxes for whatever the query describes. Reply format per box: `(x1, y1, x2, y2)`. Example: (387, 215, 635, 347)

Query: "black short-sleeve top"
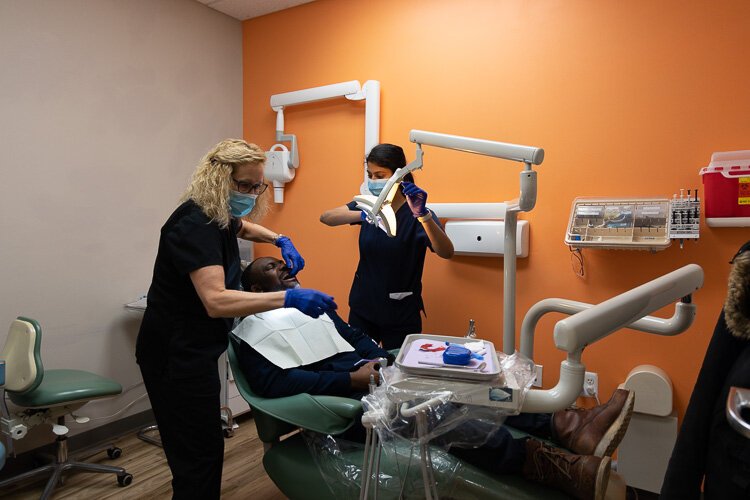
(136, 200, 241, 378)
(345, 200, 441, 328)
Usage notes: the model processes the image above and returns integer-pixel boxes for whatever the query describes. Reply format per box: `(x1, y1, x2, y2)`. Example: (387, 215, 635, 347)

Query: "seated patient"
(234, 256, 393, 399)
(235, 257, 634, 500)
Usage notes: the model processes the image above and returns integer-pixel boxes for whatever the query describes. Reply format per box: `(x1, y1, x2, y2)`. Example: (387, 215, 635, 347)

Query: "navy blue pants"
(444, 413, 552, 474)
(342, 407, 551, 475)
(348, 309, 421, 351)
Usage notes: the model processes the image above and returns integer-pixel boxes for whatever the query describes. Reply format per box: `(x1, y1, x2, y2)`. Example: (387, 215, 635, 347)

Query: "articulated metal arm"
(520, 298, 698, 359)
(521, 264, 704, 413)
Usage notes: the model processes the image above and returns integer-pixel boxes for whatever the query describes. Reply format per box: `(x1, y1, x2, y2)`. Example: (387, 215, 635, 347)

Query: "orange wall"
(243, 0, 750, 418)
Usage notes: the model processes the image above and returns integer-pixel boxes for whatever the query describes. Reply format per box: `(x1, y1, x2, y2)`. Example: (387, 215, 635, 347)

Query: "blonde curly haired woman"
(136, 139, 336, 499)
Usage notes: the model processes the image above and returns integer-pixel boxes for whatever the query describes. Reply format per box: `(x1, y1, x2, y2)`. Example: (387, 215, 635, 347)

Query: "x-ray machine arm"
(270, 80, 381, 169)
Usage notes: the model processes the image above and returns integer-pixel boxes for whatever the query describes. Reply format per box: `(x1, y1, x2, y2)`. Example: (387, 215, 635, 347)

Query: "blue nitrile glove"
(284, 288, 337, 318)
(275, 236, 305, 276)
(401, 182, 428, 218)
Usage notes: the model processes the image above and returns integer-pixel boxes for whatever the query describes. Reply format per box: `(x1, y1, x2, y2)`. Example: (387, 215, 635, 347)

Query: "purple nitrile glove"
(284, 288, 337, 318)
(401, 181, 429, 218)
(275, 236, 305, 276)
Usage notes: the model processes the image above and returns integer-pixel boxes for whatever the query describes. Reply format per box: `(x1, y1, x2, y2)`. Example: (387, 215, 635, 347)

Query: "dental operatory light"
(267, 80, 380, 203)
(354, 130, 544, 238)
(354, 129, 544, 354)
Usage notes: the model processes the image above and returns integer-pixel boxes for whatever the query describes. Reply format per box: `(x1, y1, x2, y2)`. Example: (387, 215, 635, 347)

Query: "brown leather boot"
(552, 388, 635, 457)
(522, 439, 611, 500)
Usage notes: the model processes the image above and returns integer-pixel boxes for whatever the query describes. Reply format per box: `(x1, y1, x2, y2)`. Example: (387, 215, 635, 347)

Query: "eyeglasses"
(232, 179, 269, 195)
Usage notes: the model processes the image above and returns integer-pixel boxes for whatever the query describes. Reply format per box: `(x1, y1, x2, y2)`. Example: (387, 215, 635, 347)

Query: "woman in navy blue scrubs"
(320, 144, 453, 349)
(136, 139, 337, 499)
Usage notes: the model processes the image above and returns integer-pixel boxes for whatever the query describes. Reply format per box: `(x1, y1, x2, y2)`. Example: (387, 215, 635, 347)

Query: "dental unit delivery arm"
(521, 264, 704, 413)
(520, 298, 697, 359)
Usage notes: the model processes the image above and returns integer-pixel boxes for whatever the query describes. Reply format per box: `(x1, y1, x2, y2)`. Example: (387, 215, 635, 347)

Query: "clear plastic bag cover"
(363, 350, 536, 447)
(303, 430, 464, 499)
(303, 351, 536, 497)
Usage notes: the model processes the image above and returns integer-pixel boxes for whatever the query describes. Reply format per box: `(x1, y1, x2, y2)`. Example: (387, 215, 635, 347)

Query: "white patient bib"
(232, 309, 355, 369)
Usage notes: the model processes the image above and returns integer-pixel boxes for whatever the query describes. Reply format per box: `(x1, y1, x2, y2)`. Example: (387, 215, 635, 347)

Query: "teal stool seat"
(0, 317, 132, 498)
(9, 369, 122, 408)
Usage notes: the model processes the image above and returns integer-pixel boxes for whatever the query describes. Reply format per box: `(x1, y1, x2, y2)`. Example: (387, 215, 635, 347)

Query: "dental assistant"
(320, 143, 453, 349)
(136, 139, 336, 499)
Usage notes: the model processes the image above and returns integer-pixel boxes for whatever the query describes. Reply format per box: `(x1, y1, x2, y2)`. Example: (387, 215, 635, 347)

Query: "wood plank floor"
(2, 414, 286, 499)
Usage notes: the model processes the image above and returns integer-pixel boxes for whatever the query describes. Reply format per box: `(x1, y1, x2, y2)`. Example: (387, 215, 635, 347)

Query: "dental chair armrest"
(226, 337, 362, 439)
(239, 390, 362, 436)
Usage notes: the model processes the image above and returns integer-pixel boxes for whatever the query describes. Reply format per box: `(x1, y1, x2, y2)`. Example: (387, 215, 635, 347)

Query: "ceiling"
(196, 0, 316, 20)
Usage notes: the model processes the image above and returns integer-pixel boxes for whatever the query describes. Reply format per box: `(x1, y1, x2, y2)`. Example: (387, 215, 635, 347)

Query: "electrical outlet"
(533, 364, 543, 388)
(580, 371, 598, 397)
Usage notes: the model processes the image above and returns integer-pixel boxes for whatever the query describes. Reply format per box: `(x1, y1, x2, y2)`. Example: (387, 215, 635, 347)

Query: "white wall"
(0, 0, 242, 450)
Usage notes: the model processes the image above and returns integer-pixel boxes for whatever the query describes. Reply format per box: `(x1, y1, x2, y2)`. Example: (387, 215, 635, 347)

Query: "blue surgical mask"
(229, 190, 257, 217)
(368, 179, 388, 196)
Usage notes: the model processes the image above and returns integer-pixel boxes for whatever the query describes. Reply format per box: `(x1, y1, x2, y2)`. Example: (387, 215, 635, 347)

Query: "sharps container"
(700, 150, 750, 227)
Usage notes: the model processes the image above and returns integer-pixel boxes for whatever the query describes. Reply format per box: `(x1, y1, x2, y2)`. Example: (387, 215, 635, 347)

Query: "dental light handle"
(275, 129, 299, 169)
(371, 146, 424, 216)
(518, 169, 537, 212)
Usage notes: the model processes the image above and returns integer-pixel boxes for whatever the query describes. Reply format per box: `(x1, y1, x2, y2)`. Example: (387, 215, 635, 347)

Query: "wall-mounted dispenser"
(264, 144, 294, 203)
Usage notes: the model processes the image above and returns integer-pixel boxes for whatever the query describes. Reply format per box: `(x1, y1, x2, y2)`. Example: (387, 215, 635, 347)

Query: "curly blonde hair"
(181, 139, 269, 228)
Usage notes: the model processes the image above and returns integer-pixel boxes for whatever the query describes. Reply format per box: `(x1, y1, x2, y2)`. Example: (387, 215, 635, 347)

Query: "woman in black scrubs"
(320, 143, 453, 349)
(136, 139, 336, 499)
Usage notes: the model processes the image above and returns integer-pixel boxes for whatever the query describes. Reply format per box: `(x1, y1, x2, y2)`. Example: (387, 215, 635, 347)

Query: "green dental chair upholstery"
(0, 317, 133, 498)
(227, 336, 569, 499)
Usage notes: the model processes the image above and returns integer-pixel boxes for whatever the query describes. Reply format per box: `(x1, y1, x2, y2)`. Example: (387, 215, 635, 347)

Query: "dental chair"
(0, 317, 133, 498)
(226, 336, 569, 499)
